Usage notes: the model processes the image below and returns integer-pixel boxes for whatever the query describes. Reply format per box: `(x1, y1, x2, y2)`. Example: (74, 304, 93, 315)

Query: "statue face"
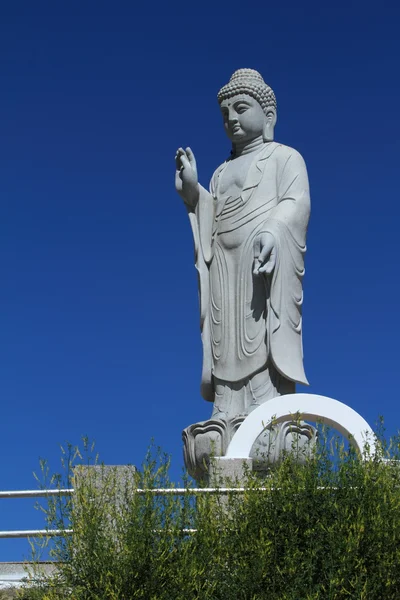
(220, 94, 266, 143)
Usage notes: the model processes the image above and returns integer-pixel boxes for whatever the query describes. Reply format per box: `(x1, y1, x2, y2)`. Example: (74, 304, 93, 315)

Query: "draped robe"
(187, 141, 310, 403)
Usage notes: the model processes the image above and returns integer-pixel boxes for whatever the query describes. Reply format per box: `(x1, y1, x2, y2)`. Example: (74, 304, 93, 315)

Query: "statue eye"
(236, 104, 248, 114)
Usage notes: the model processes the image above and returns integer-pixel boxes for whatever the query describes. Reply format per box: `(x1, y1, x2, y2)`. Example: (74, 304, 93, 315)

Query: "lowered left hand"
(253, 232, 276, 276)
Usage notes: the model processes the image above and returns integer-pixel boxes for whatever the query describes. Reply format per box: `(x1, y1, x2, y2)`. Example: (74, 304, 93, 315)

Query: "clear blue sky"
(0, 0, 399, 560)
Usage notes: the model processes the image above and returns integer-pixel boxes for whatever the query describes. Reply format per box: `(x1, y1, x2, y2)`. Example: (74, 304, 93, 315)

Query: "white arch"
(225, 393, 377, 458)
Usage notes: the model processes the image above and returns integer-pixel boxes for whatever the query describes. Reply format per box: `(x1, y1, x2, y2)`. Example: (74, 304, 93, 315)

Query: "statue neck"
(232, 135, 266, 157)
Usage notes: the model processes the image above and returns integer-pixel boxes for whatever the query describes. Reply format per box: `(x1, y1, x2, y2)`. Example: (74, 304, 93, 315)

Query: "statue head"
(218, 69, 277, 145)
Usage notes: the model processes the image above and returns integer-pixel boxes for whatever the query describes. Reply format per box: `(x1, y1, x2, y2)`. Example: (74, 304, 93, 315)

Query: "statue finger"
(177, 147, 187, 160)
(186, 147, 197, 171)
(259, 256, 276, 275)
(175, 154, 182, 171)
(258, 245, 271, 264)
(253, 257, 262, 276)
(176, 147, 185, 161)
(253, 235, 261, 258)
(180, 154, 190, 170)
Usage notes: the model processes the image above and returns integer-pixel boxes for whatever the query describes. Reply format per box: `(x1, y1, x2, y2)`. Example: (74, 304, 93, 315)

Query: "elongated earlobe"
(263, 110, 277, 142)
(263, 122, 274, 142)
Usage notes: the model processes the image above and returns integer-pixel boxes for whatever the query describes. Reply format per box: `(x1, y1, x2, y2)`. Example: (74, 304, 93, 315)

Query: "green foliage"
(18, 427, 400, 599)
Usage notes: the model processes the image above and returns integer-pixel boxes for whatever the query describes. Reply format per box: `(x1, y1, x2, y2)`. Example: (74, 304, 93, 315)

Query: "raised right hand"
(175, 147, 199, 208)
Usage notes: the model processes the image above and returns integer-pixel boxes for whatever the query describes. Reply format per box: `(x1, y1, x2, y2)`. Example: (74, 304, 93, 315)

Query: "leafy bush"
(18, 428, 400, 600)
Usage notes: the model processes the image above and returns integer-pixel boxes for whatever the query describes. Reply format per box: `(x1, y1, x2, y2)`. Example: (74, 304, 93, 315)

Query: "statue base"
(208, 457, 253, 486)
(183, 415, 316, 483)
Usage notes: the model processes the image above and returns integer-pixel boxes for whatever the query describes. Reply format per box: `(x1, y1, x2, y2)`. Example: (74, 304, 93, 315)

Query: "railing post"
(208, 457, 253, 486)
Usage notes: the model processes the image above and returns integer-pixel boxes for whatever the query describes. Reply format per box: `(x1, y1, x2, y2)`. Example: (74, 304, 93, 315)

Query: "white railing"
(0, 487, 264, 538)
(0, 484, 368, 538)
(0, 529, 73, 539)
(0, 488, 74, 539)
(0, 489, 73, 499)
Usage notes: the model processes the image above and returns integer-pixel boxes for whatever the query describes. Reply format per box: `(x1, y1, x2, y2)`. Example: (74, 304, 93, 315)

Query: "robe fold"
(188, 141, 310, 403)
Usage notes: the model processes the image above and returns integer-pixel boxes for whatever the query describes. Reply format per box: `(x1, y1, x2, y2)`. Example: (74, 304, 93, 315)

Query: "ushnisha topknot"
(217, 68, 277, 114)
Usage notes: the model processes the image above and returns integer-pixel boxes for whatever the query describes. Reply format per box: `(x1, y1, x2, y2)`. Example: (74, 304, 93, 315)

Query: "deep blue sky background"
(0, 1, 399, 560)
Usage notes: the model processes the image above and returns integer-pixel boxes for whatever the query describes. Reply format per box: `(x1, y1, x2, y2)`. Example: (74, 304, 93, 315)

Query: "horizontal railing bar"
(0, 530, 73, 539)
(0, 529, 198, 539)
(0, 487, 256, 497)
(0, 487, 260, 498)
(0, 485, 373, 540)
(134, 487, 267, 494)
(0, 486, 354, 499)
(0, 489, 74, 499)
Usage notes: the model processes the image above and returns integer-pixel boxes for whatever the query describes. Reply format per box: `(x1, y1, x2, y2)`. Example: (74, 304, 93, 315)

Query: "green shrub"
(19, 428, 400, 599)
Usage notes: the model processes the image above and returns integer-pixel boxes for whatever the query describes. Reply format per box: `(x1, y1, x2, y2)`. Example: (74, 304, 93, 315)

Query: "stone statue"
(176, 69, 314, 480)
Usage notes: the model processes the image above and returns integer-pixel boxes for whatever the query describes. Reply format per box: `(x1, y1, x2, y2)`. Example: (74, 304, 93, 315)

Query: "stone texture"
(208, 457, 253, 486)
(73, 465, 137, 513)
(176, 68, 315, 479)
(183, 416, 315, 482)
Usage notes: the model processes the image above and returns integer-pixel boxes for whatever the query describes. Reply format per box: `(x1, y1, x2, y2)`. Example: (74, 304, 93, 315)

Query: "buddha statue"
(176, 69, 313, 480)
